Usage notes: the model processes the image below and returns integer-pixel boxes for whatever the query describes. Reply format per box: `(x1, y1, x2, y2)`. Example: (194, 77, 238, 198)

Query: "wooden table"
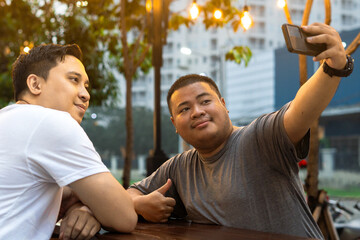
(93, 220, 315, 240)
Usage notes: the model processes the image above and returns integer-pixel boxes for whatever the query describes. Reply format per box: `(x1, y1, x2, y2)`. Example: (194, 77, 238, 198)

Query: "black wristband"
(322, 55, 354, 77)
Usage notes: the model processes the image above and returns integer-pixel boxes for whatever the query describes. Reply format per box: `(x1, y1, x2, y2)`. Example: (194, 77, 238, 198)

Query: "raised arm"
(284, 23, 349, 145)
(127, 179, 176, 223)
(69, 172, 137, 233)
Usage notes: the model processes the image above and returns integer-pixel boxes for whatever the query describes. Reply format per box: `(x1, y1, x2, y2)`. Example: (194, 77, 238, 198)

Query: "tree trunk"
(305, 120, 320, 211)
(120, 0, 134, 189)
(122, 74, 134, 189)
(299, 0, 321, 210)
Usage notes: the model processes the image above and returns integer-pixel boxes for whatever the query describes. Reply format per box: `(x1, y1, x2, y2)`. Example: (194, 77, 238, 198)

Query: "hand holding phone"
(282, 24, 326, 56)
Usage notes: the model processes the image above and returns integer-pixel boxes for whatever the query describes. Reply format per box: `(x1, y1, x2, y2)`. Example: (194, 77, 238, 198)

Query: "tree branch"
(302, 0, 313, 26)
(131, 18, 147, 68)
(120, 0, 132, 78)
(134, 44, 151, 71)
(346, 32, 360, 55)
(283, 0, 293, 24)
(324, 0, 331, 25)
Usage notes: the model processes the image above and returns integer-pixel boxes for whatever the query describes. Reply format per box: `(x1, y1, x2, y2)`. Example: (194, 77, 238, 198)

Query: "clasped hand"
(59, 187, 101, 240)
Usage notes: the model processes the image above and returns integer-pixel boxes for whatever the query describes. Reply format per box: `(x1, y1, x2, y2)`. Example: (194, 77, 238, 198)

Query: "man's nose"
(191, 105, 205, 119)
(79, 86, 90, 102)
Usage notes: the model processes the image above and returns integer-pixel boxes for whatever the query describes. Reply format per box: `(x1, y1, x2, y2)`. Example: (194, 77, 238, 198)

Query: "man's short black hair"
(11, 43, 83, 101)
(167, 74, 221, 116)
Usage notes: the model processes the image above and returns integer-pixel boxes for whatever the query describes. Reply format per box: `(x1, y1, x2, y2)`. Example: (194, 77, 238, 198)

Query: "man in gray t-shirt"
(128, 23, 352, 239)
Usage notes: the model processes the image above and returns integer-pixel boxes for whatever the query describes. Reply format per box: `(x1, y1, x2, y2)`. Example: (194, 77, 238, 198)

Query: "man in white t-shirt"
(0, 44, 137, 239)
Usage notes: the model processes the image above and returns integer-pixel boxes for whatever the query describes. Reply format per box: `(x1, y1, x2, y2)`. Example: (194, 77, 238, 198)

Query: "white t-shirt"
(0, 104, 109, 240)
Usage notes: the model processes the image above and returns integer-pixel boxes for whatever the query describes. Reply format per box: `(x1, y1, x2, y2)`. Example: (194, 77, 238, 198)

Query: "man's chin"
(186, 132, 218, 146)
(71, 114, 84, 124)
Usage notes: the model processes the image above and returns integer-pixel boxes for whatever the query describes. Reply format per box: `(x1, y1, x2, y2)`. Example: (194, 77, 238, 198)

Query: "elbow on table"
(108, 209, 138, 233)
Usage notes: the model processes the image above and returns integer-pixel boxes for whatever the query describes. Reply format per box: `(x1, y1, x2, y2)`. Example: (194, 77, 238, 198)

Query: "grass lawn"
(324, 188, 360, 199)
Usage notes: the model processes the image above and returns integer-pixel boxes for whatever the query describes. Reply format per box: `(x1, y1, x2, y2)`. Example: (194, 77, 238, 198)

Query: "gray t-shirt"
(130, 103, 323, 239)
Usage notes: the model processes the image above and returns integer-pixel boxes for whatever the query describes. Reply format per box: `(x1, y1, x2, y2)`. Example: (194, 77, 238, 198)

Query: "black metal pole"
(154, 64, 161, 152)
(146, 0, 169, 176)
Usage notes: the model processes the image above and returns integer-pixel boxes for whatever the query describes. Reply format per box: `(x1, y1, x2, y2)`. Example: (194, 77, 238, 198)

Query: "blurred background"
(0, 0, 359, 199)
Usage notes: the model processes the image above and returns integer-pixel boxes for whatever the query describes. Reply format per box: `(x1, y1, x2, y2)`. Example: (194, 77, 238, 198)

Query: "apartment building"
(123, 0, 360, 115)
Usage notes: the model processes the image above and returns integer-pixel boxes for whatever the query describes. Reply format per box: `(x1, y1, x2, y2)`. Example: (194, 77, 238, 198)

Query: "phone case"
(282, 24, 326, 56)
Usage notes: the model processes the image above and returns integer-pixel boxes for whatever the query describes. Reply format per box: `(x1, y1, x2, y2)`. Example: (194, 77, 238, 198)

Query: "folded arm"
(69, 172, 138, 233)
(59, 202, 101, 240)
(284, 23, 347, 145)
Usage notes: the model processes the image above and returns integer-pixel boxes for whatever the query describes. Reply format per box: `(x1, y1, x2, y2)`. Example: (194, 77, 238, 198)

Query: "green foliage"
(169, 15, 193, 31)
(225, 46, 252, 66)
(0, 0, 50, 107)
(0, 0, 151, 107)
(168, 0, 252, 66)
(0, 0, 252, 108)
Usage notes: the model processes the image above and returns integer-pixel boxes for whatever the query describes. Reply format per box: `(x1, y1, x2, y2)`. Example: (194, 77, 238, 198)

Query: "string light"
(277, 0, 286, 9)
(189, 0, 200, 20)
(76, 1, 88, 8)
(213, 9, 222, 20)
(241, 5, 252, 31)
(20, 41, 34, 54)
(23, 46, 30, 53)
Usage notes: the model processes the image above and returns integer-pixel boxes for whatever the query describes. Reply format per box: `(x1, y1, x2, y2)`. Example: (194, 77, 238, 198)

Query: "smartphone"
(282, 23, 326, 56)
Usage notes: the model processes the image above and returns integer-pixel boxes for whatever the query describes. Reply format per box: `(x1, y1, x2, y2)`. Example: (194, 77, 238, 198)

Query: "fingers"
(140, 192, 176, 222)
(156, 179, 172, 195)
(165, 196, 176, 207)
(77, 216, 100, 240)
(60, 209, 100, 240)
(60, 214, 79, 240)
(156, 207, 173, 223)
(301, 23, 346, 69)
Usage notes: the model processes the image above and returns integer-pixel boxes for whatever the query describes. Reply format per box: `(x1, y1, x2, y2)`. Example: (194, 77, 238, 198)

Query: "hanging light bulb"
(213, 9, 222, 20)
(241, 5, 253, 31)
(277, 0, 286, 9)
(23, 46, 30, 53)
(189, 0, 200, 20)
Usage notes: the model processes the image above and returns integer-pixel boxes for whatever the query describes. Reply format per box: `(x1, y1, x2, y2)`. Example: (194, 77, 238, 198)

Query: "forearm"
(283, 23, 348, 145)
(285, 65, 341, 143)
(70, 173, 138, 233)
(127, 188, 146, 216)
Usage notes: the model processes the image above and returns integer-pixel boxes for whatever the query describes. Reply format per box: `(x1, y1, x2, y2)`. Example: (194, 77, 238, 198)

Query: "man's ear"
(26, 74, 43, 96)
(221, 97, 230, 113)
(170, 116, 178, 133)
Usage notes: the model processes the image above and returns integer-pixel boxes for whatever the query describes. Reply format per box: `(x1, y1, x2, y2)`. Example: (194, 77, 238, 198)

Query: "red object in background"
(298, 159, 307, 168)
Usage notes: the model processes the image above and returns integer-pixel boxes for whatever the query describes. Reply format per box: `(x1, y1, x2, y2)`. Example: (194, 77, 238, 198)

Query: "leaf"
(225, 46, 252, 66)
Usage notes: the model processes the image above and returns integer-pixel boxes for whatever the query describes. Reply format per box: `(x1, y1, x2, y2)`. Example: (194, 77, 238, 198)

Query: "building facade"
(125, 0, 360, 112)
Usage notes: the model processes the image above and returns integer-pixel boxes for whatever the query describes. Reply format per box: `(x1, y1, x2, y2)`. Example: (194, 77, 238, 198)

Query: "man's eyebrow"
(196, 92, 211, 99)
(176, 92, 211, 109)
(67, 71, 82, 77)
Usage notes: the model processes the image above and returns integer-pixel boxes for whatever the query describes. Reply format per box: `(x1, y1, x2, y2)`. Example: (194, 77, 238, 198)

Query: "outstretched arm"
(127, 179, 176, 223)
(284, 23, 348, 145)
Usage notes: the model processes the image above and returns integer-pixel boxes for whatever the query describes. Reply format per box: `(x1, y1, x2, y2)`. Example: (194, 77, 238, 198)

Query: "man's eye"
(70, 77, 79, 83)
(202, 100, 211, 104)
(180, 107, 189, 113)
